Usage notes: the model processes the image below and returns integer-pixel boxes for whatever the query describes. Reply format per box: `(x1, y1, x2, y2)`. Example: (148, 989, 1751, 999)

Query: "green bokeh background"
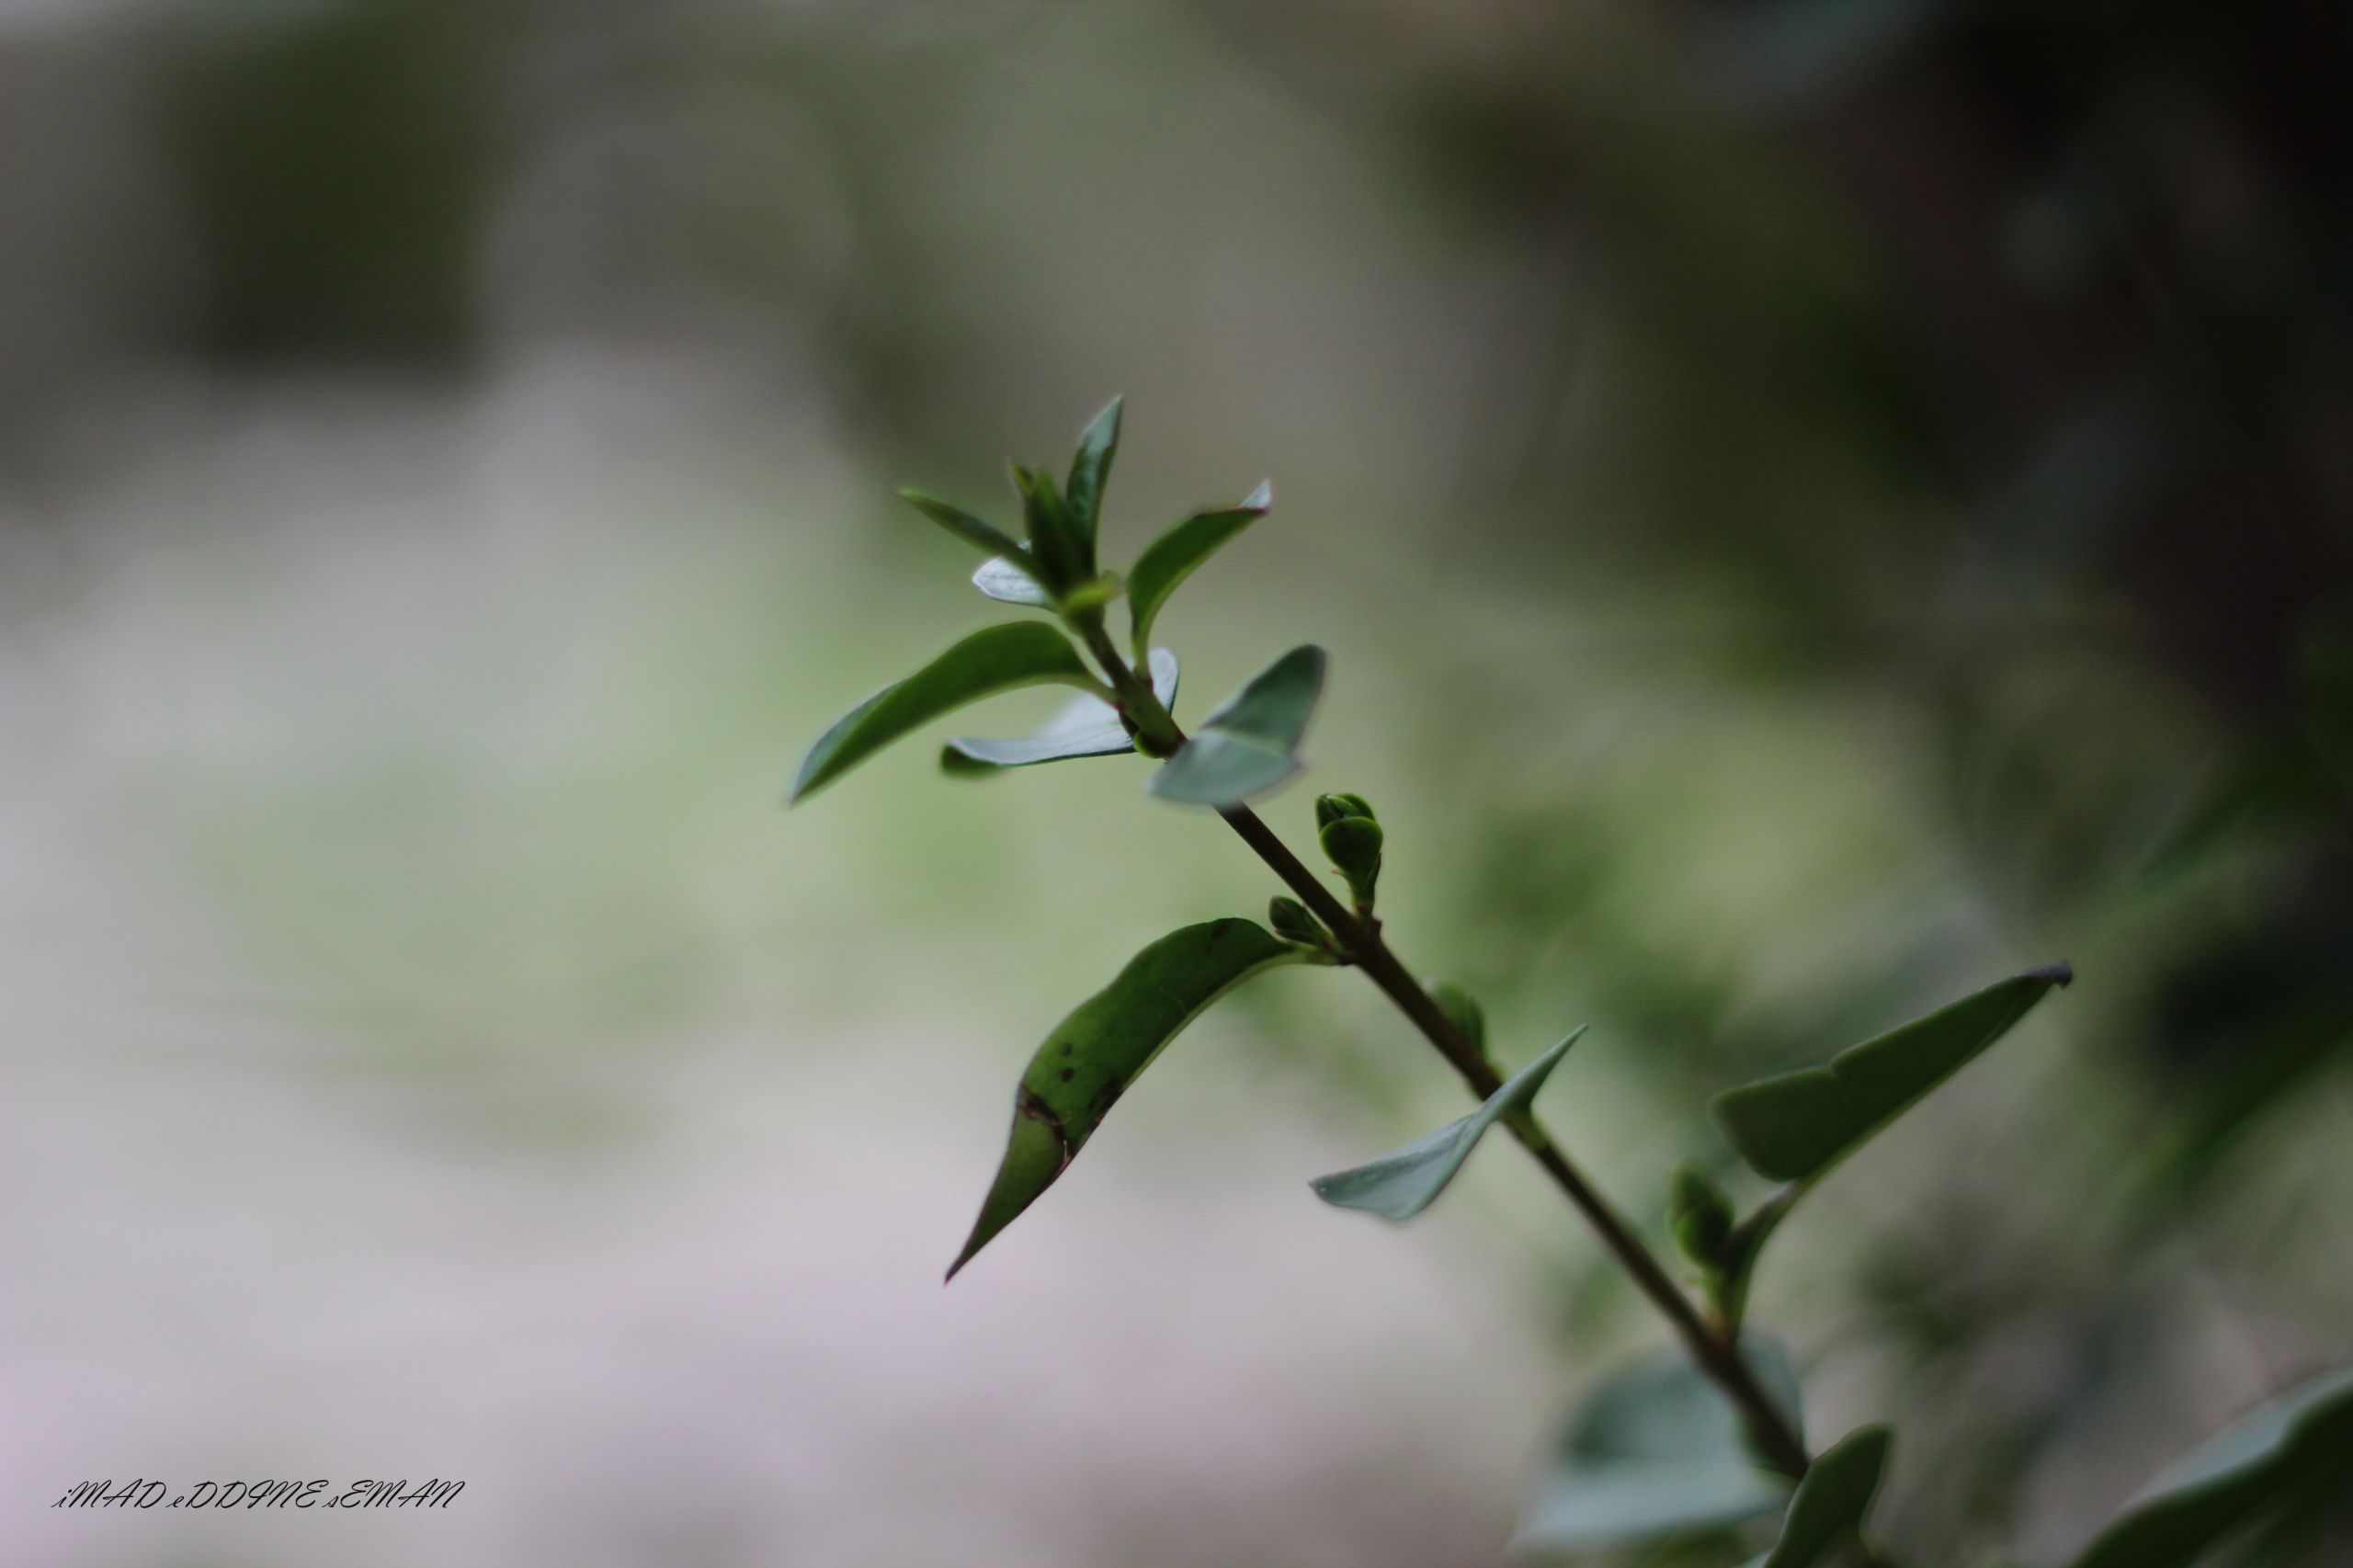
(4, 3, 2347, 1564)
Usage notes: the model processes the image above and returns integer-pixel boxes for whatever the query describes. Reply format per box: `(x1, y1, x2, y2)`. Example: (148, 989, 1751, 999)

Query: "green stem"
(1077, 616, 1813, 1481)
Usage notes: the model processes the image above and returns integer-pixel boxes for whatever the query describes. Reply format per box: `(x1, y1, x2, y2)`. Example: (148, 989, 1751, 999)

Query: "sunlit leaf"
(1063, 395, 1122, 551)
(942, 649, 1177, 775)
(2070, 1365, 2353, 1568)
(972, 554, 1053, 607)
(900, 489, 1030, 567)
(1711, 963, 2073, 1185)
(790, 623, 1099, 802)
(1147, 643, 1325, 805)
(1511, 1345, 1802, 1555)
(1127, 480, 1273, 657)
(948, 918, 1303, 1278)
(1311, 1028, 1585, 1221)
(1759, 1426, 1891, 1568)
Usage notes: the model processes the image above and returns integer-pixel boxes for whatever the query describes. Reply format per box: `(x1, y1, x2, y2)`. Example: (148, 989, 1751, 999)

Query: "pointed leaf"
(973, 554, 1053, 607)
(1760, 1426, 1892, 1568)
(790, 623, 1098, 802)
(1711, 962, 2073, 1185)
(1127, 480, 1273, 656)
(1063, 395, 1122, 551)
(900, 489, 1029, 566)
(948, 918, 1302, 1278)
(1147, 642, 1325, 806)
(1312, 1027, 1586, 1221)
(1511, 1344, 1802, 1554)
(2071, 1365, 2353, 1568)
(942, 649, 1177, 774)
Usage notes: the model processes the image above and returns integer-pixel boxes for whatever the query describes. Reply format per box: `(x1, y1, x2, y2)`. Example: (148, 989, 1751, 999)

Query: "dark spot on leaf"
(1058, 1067, 1074, 1082)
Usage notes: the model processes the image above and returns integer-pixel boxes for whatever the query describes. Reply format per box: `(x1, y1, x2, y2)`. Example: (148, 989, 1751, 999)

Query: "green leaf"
(1511, 1345, 1802, 1554)
(1759, 1426, 1891, 1568)
(1012, 462, 1087, 586)
(790, 623, 1100, 803)
(900, 489, 1030, 566)
(2070, 1365, 2353, 1568)
(1127, 481, 1272, 657)
(948, 918, 1302, 1278)
(1711, 962, 2073, 1185)
(941, 648, 1177, 775)
(1063, 395, 1122, 551)
(972, 554, 1053, 608)
(1310, 1027, 1585, 1221)
(1146, 642, 1326, 806)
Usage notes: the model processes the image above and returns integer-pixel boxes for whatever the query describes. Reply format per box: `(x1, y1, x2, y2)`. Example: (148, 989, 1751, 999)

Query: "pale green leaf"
(1511, 1345, 1802, 1555)
(1146, 642, 1325, 806)
(1311, 1028, 1585, 1221)
(1711, 962, 2073, 1185)
(790, 623, 1098, 802)
(2071, 1365, 2353, 1568)
(942, 648, 1177, 775)
(973, 554, 1053, 607)
(948, 918, 1303, 1278)
(1127, 480, 1273, 657)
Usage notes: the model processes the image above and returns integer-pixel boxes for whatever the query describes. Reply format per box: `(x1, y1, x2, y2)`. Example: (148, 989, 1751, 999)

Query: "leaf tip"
(2025, 959, 2075, 987)
(1244, 478, 1273, 511)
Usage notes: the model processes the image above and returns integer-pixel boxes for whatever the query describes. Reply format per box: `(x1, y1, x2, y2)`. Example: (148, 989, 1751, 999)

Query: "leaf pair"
(942, 648, 1179, 776)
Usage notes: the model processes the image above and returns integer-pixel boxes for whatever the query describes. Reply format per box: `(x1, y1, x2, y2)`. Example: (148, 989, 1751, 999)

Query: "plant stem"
(1079, 619, 1813, 1480)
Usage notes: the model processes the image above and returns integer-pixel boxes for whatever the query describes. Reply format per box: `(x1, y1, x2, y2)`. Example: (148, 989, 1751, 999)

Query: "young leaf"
(1711, 962, 2073, 1185)
(941, 649, 1177, 775)
(1146, 643, 1326, 806)
(900, 489, 1030, 567)
(1127, 481, 1272, 657)
(1063, 395, 1122, 551)
(948, 917, 1303, 1278)
(2070, 1365, 2353, 1568)
(1012, 462, 1087, 587)
(1511, 1344, 1802, 1554)
(1309, 1027, 1585, 1221)
(1758, 1426, 1892, 1568)
(790, 622, 1100, 803)
(972, 554, 1053, 608)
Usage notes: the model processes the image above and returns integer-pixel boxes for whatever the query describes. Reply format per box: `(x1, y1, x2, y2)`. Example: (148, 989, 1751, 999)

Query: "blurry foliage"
(3, 0, 2348, 1561)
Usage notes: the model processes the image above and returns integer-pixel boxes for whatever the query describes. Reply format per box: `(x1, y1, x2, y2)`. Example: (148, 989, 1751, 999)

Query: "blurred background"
(4, 1, 2348, 1564)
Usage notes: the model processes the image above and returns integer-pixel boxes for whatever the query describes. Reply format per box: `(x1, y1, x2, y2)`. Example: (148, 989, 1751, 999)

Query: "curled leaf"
(1147, 643, 1326, 806)
(790, 622, 1098, 802)
(948, 918, 1302, 1278)
(942, 648, 1177, 775)
(1310, 1027, 1585, 1221)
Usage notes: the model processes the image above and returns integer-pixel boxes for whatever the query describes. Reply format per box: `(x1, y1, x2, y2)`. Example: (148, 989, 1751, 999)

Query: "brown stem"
(1080, 619, 1812, 1479)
